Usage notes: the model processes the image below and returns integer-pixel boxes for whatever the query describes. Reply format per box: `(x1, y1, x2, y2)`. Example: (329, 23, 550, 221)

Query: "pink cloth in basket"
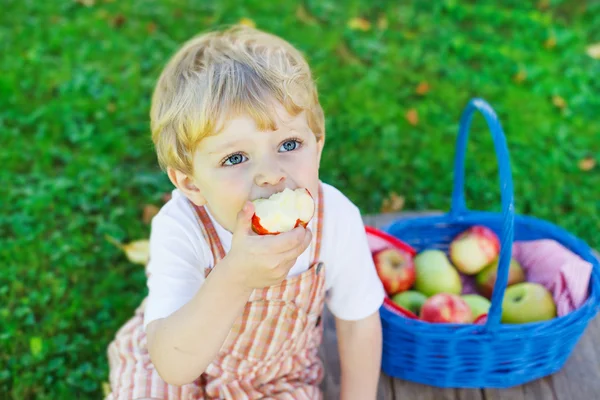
(512, 239, 593, 316)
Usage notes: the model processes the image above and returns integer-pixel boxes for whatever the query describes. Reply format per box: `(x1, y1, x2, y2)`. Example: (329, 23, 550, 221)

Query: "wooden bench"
(318, 212, 600, 400)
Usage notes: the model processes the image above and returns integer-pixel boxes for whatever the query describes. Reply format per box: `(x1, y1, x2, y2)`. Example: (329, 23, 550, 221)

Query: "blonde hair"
(150, 25, 325, 176)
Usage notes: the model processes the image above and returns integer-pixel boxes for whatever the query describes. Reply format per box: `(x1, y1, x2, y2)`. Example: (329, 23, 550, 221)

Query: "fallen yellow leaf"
(405, 109, 419, 126)
(102, 382, 111, 397)
(513, 70, 527, 84)
(142, 204, 160, 224)
(335, 42, 362, 65)
(578, 157, 596, 171)
(348, 17, 371, 32)
(544, 36, 556, 49)
(415, 82, 430, 95)
(296, 4, 319, 25)
(105, 236, 150, 265)
(381, 192, 405, 213)
(377, 15, 388, 30)
(123, 240, 150, 265)
(239, 17, 256, 28)
(552, 95, 567, 109)
(75, 0, 95, 6)
(586, 43, 600, 59)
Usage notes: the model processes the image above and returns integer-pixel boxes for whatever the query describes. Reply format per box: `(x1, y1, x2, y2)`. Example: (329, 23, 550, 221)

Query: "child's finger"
(234, 201, 254, 237)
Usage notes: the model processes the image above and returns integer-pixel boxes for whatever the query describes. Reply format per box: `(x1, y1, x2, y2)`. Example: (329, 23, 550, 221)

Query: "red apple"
(373, 248, 416, 295)
(449, 226, 500, 275)
(420, 293, 473, 324)
(251, 188, 314, 235)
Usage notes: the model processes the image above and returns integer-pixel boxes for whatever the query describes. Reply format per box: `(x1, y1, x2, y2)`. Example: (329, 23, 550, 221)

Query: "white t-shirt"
(143, 181, 386, 329)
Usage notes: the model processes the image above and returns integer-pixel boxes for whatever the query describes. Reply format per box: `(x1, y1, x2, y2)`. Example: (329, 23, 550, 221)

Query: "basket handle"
(450, 98, 515, 332)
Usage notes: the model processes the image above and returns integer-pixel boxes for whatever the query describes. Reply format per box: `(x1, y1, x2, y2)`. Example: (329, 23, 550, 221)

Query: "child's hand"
(225, 201, 313, 289)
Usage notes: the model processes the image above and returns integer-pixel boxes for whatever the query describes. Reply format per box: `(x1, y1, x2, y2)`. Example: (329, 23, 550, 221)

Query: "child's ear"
(316, 135, 325, 167)
(167, 167, 207, 206)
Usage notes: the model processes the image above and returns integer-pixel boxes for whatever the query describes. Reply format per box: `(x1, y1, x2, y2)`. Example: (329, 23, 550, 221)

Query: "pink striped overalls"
(106, 183, 327, 399)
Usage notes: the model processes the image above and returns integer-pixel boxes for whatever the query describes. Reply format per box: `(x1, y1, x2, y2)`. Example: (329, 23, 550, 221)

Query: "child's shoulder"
(149, 188, 204, 241)
(320, 180, 361, 219)
(319, 181, 363, 238)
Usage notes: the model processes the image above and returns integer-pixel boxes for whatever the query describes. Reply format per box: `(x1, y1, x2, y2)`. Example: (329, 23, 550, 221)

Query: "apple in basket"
(413, 250, 462, 296)
(251, 188, 314, 235)
(373, 248, 416, 295)
(461, 294, 491, 322)
(475, 257, 526, 299)
(391, 290, 428, 316)
(450, 226, 500, 275)
(420, 293, 473, 324)
(501, 282, 557, 324)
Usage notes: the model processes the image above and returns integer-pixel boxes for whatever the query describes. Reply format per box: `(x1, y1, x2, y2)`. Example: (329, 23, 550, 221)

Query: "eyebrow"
(207, 129, 304, 155)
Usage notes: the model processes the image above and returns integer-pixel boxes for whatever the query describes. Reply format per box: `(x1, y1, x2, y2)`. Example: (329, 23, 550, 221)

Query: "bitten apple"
(449, 226, 500, 275)
(251, 188, 314, 235)
(420, 293, 473, 324)
(373, 248, 416, 295)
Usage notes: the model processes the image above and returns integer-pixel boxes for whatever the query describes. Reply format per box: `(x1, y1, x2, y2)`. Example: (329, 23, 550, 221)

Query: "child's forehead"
(198, 108, 309, 152)
(216, 106, 308, 136)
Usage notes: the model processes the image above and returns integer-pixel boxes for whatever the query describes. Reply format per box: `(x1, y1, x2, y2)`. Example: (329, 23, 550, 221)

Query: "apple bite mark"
(251, 188, 315, 235)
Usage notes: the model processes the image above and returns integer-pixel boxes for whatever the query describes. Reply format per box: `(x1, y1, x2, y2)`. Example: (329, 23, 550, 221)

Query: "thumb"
(235, 201, 255, 235)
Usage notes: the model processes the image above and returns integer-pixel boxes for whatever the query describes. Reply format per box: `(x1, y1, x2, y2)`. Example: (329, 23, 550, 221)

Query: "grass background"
(2, 0, 599, 398)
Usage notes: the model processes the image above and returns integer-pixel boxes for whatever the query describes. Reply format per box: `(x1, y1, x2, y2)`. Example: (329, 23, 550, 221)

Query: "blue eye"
(223, 153, 247, 166)
(279, 139, 302, 152)
(220, 137, 303, 167)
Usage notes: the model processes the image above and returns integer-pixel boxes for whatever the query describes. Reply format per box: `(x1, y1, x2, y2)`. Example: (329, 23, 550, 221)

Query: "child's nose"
(254, 157, 286, 187)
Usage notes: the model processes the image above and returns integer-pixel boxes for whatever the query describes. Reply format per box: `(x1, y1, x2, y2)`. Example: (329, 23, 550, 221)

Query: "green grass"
(2, 0, 599, 398)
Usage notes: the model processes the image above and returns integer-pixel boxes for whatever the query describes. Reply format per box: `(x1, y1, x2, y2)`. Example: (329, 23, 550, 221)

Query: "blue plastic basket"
(378, 98, 600, 388)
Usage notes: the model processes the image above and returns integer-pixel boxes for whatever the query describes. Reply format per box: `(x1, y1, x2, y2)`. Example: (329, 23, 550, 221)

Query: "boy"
(107, 25, 385, 399)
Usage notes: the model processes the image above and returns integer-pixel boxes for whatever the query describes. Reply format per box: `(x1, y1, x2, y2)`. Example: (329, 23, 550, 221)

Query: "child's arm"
(335, 311, 382, 400)
(146, 201, 313, 386)
(146, 254, 253, 386)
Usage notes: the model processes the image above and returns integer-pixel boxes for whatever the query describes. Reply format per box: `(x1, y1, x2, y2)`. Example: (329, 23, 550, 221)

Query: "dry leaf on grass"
(552, 95, 567, 109)
(75, 0, 95, 6)
(377, 15, 388, 30)
(102, 382, 111, 397)
(513, 70, 527, 84)
(348, 17, 371, 32)
(335, 42, 362, 65)
(239, 17, 256, 28)
(415, 82, 430, 95)
(578, 157, 596, 171)
(147, 22, 157, 34)
(105, 235, 150, 265)
(586, 43, 600, 59)
(544, 36, 556, 49)
(405, 109, 419, 126)
(112, 14, 126, 28)
(296, 4, 319, 25)
(381, 192, 405, 213)
(142, 204, 160, 224)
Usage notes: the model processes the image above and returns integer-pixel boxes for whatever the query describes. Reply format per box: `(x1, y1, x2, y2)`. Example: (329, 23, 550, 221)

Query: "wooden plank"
(318, 305, 394, 399)
(390, 379, 486, 400)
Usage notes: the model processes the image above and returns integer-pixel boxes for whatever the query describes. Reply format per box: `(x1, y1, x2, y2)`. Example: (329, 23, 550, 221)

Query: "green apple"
(501, 282, 556, 324)
(392, 290, 428, 316)
(461, 294, 491, 321)
(476, 257, 526, 299)
(413, 250, 462, 297)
